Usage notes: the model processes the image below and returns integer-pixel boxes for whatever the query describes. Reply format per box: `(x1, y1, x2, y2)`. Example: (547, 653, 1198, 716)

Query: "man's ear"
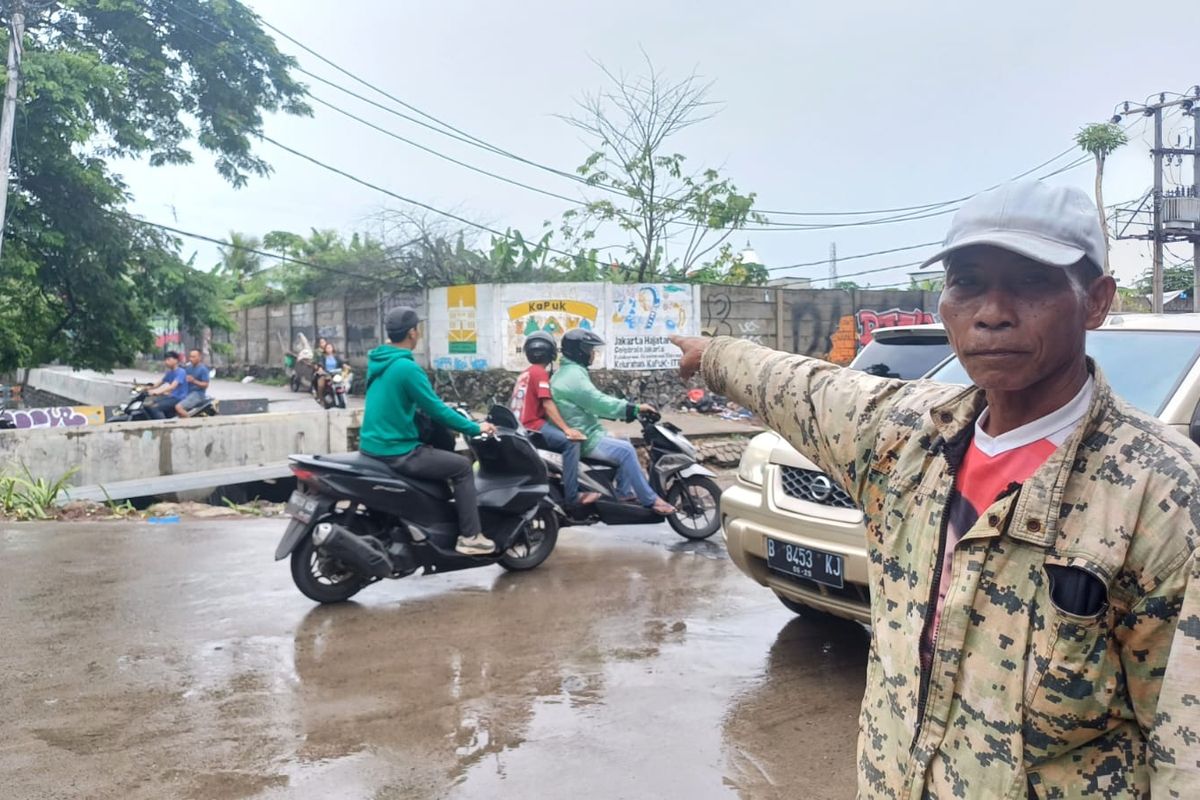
(1085, 274, 1117, 330)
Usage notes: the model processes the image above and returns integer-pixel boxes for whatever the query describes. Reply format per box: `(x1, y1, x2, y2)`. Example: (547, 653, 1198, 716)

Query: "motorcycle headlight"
(737, 432, 777, 487)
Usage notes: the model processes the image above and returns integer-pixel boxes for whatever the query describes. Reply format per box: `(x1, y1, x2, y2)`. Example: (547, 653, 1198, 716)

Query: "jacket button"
(1026, 519, 1042, 533)
(987, 514, 1000, 527)
(940, 412, 954, 423)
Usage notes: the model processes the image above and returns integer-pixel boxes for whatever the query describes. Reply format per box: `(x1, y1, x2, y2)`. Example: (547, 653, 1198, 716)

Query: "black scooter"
(530, 409, 723, 540)
(275, 406, 559, 604)
(107, 383, 218, 423)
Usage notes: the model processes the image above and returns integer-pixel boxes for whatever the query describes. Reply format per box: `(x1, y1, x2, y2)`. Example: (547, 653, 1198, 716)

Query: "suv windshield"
(928, 329, 1200, 416)
(850, 335, 952, 380)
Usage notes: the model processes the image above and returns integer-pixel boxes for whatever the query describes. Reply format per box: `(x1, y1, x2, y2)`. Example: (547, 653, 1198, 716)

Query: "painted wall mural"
(497, 283, 604, 371)
(608, 284, 699, 370)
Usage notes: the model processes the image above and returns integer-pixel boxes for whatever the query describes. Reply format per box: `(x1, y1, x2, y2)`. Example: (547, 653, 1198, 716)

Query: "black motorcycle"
(275, 406, 559, 604)
(107, 382, 218, 422)
(530, 409, 722, 540)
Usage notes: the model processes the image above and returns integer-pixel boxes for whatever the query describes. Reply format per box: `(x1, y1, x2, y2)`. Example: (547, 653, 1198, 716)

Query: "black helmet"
(561, 328, 605, 366)
(385, 306, 421, 343)
(523, 331, 557, 365)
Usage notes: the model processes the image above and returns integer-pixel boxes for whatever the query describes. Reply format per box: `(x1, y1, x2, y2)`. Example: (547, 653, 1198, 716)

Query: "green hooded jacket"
(549, 360, 636, 455)
(358, 346, 480, 457)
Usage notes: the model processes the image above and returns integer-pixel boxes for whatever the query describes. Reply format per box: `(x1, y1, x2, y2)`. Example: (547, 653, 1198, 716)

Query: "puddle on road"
(1, 520, 868, 800)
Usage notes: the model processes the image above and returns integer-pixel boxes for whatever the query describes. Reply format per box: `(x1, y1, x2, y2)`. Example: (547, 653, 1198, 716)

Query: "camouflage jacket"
(702, 337, 1200, 800)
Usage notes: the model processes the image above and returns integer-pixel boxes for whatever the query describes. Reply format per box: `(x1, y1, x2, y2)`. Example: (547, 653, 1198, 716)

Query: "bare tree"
(562, 55, 764, 282)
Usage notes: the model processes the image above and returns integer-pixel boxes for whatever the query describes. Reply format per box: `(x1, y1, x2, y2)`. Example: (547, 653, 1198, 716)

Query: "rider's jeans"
(589, 436, 657, 506)
(538, 422, 583, 504)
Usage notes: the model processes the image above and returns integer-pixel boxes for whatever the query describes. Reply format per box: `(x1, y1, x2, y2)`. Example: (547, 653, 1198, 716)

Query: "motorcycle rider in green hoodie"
(359, 307, 497, 556)
(550, 329, 675, 515)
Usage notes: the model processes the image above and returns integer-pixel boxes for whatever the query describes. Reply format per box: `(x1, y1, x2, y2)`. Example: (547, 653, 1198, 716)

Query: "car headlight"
(737, 432, 777, 486)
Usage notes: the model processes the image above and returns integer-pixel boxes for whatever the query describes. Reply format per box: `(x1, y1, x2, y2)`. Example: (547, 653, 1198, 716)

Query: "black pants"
(145, 396, 177, 420)
(371, 446, 480, 538)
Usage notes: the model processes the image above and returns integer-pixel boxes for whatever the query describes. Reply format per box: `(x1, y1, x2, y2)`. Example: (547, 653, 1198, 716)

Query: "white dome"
(739, 242, 763, 265)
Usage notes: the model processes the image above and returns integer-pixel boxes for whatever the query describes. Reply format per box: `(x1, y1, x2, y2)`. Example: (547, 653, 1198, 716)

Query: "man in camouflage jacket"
(675, 181, 1200, 798)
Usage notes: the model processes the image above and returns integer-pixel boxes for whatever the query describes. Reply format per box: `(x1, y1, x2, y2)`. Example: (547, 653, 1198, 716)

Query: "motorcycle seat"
(582, 452, 621, 469)
(317, 452, 452, 500)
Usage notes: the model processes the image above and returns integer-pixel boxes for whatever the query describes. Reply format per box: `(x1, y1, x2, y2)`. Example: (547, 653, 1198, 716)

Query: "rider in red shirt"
(511, 332, 600, 509)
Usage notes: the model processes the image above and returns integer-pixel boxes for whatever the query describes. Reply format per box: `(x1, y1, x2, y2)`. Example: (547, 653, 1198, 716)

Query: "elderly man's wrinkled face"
(938, 246, 1112, 392)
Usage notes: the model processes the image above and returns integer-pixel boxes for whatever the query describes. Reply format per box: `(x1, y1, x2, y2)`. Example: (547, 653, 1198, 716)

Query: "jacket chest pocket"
(1022, 563, 1121, 765)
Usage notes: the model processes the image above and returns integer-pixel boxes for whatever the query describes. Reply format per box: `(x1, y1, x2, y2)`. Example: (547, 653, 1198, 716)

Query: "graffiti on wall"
(1, 406, 105, 429)
(793, 296, 938, 366)
(609, 284, 694, 370)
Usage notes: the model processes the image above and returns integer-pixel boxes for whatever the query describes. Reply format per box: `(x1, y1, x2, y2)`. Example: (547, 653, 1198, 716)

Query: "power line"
(179, 2, 1102, 224)
(768, 240, 941, 272)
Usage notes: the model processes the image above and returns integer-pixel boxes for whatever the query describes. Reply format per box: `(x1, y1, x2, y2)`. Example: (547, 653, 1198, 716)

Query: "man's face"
(938, 246, 1112, 392)
(410, 324, 422, 347)
(164, 356, 178, 370)
(189, 351, 201, 366)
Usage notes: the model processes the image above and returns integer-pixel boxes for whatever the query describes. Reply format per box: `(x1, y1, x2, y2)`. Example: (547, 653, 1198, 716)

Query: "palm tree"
(1075, 123, 1128, 277)
(217, 231, 263, 293)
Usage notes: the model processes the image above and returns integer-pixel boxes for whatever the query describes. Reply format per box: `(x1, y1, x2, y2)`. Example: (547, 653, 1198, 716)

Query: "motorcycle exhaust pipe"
(313, 522, 393, 579)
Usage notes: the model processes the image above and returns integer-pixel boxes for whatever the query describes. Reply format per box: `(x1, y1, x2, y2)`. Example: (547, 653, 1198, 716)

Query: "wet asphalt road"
(0, 519, 868, 800)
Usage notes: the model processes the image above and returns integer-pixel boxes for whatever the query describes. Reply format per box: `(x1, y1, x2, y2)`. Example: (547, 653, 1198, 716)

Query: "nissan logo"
(809, 474, 834, 502)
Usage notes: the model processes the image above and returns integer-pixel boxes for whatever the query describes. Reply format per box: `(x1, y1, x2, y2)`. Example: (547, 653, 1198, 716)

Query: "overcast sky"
(118, 0, 1200, 290)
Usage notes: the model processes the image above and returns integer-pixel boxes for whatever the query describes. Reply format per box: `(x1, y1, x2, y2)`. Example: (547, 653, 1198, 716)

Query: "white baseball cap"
(920, 180, 1105, 274)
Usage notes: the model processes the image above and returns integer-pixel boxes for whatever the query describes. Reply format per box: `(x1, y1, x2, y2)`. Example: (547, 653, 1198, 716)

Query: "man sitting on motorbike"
(550, 329, 675, 515)
(175, 348, 211, 418)
(359, 306, 497, 556)
(511, 332, 601, 511)
(145, 350, 188, 420)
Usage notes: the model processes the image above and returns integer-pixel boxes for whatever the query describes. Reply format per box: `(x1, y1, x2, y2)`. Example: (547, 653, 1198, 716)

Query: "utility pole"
(1153, 106, 1164, 313)
(0, 2, 25, 265)
(1194, 105, 1200, 312)
(829, 242, 838, 286)
(1111, 88, 1200, 314)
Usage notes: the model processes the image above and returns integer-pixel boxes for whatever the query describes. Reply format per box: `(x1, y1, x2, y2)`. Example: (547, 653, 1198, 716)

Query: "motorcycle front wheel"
(499, 508, 559, 572)
(290, 533, 368, 603)
(666, 476, 722, 540)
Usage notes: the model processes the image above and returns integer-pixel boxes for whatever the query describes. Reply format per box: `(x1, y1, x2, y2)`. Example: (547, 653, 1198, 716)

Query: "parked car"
(722, 314, 1200, 625)
(720, 324, 951, 624)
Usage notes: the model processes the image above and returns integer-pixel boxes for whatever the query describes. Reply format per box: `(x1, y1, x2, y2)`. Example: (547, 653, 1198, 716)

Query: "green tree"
(1, 0, 308, 370)
(218, 231, 264, 293)
(1075, 122, 1128, 277)
(261, 228, 390, 299)
(562, 58, 765, 282)
(1134, 264, 1193, 295)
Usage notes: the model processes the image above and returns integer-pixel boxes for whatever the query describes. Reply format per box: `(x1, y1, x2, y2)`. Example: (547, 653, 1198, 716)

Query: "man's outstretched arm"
(674, 335, 909, 501)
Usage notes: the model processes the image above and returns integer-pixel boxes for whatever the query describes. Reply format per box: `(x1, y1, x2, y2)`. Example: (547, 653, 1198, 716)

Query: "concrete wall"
(213, 284, 941, 373)
(0, 409, 362, 488)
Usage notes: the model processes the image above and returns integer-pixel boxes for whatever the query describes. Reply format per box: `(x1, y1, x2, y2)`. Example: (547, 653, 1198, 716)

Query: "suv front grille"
(778, 466, 856, 509)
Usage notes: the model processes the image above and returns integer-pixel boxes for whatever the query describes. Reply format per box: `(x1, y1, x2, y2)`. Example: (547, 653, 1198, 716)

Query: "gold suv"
(720, 324, 951, 623)
(722, 314, 1200, 624)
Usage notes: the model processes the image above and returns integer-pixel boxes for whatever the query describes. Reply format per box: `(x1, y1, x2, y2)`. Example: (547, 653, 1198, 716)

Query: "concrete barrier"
(0, 409, 363, 489)
(25, 367, 133, 406)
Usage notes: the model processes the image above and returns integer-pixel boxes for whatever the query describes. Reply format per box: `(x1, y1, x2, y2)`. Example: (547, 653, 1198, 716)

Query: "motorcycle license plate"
(765, 537, 844, 589)
(286, 491, 320, 524)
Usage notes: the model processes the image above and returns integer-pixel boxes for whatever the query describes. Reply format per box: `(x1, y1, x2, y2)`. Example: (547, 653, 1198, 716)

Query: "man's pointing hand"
(671, 335, 712, 382)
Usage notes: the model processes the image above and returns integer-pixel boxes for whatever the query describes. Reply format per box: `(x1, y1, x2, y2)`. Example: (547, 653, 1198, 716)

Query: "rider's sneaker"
(455, 534, 496, 556)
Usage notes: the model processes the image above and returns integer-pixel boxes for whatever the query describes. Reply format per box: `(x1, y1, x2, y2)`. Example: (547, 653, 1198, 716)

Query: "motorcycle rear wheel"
(666, 476, 722, 540)
(290, 532, 368, 603)
(499, 508, 559, 572)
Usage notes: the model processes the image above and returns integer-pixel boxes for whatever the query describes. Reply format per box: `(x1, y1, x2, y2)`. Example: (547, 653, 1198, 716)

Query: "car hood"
(760, 431, 822, 471)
